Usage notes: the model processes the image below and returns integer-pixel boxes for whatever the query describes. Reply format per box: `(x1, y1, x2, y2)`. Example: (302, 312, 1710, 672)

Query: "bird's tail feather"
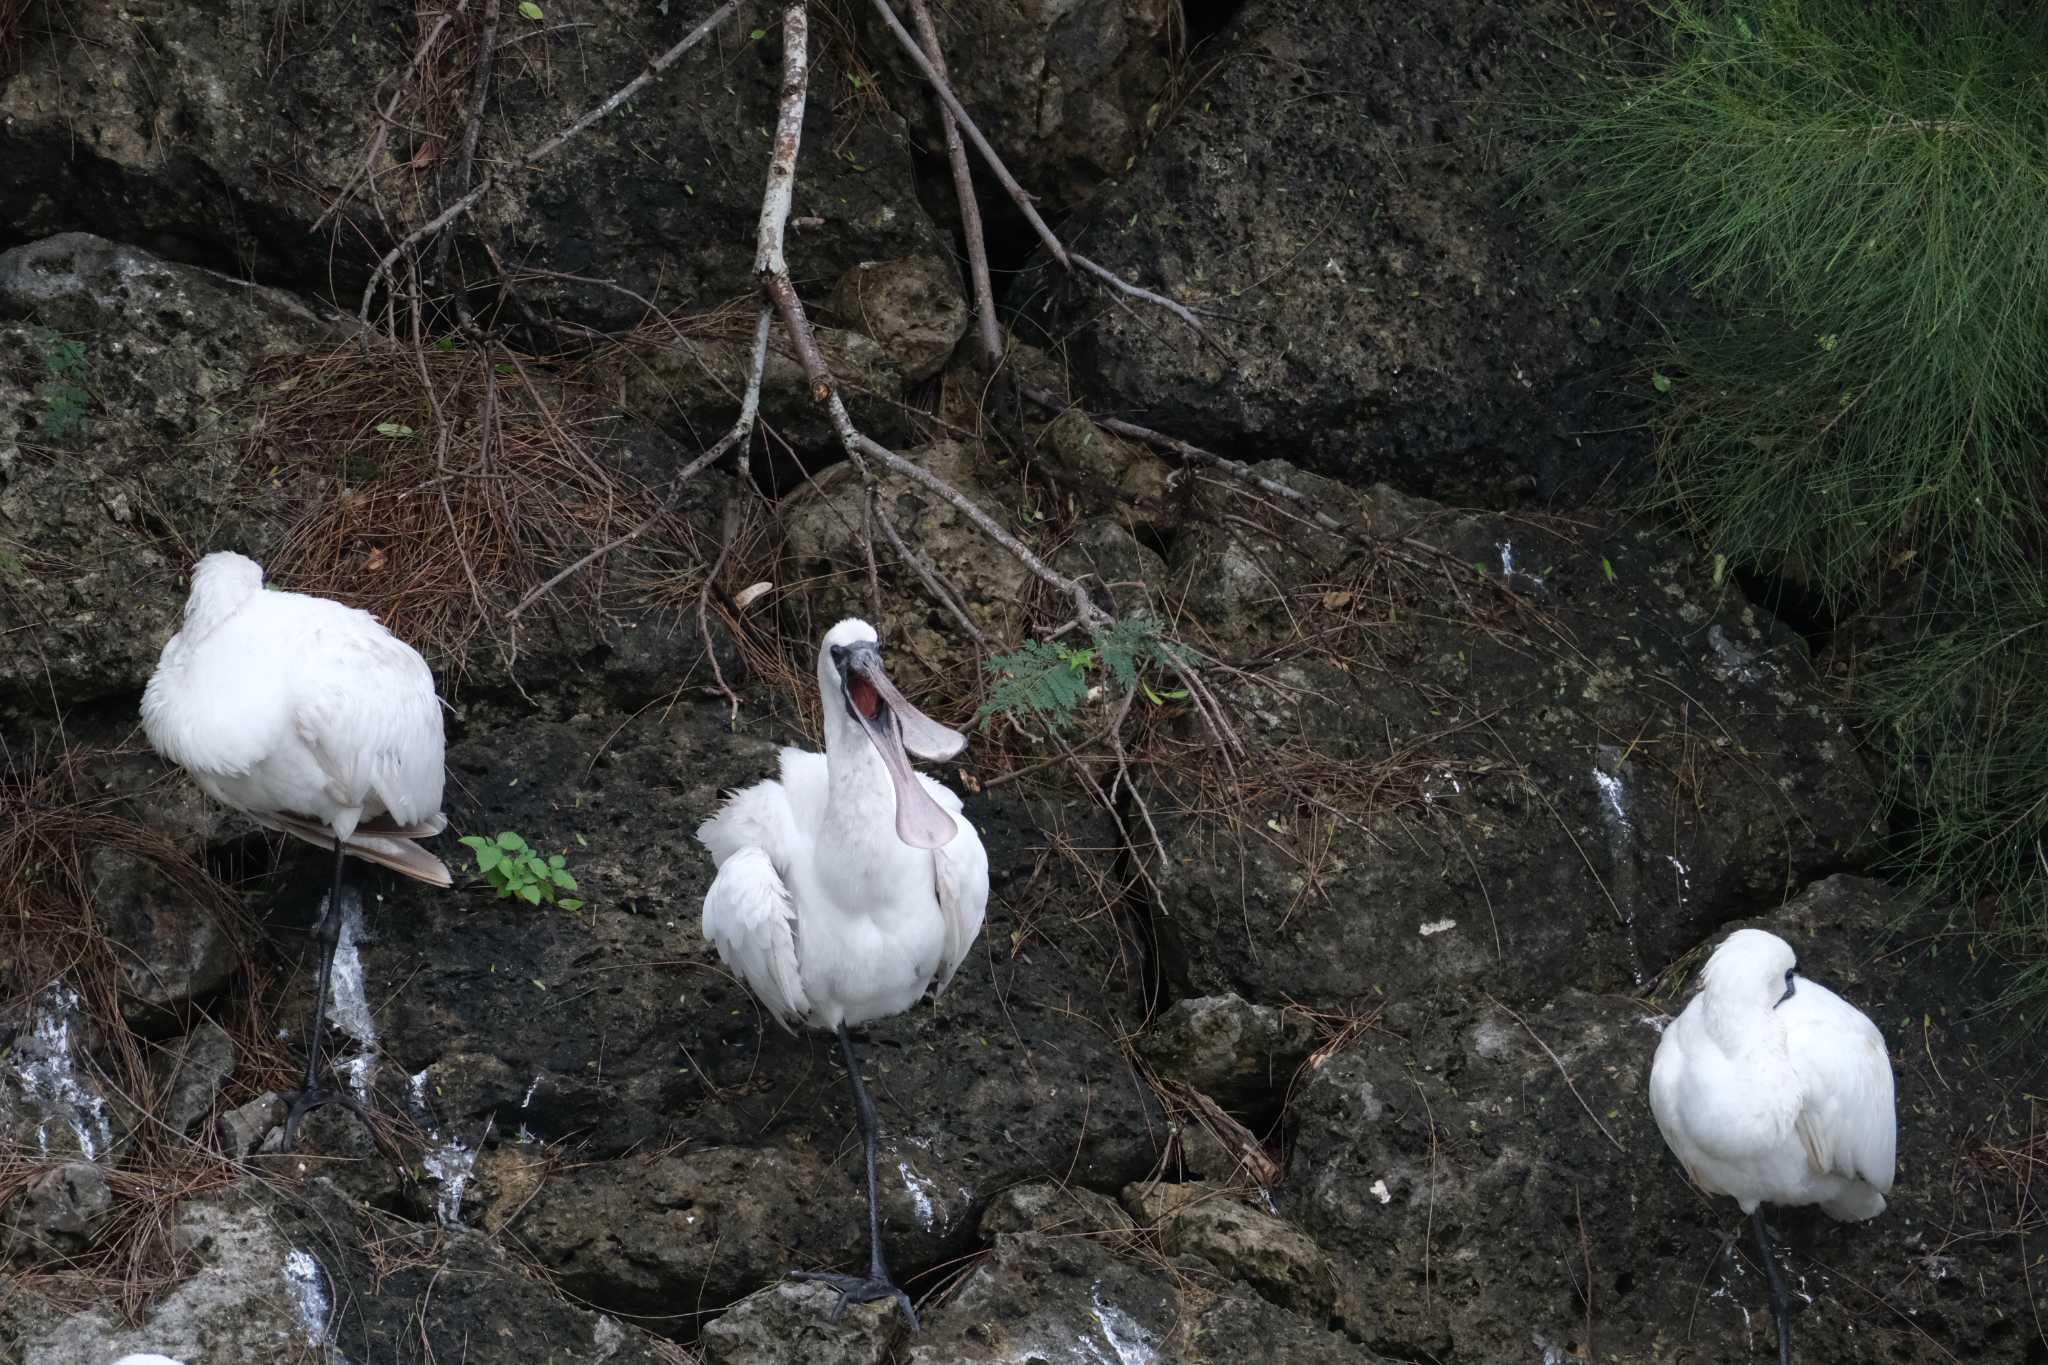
(262, 811, 454, 887)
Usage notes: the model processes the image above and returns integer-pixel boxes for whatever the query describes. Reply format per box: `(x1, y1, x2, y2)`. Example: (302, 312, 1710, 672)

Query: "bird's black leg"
(278, 837, 371, 1150)
(788, 1023, 919, 1329)
(1752, 1207, 1794, 1365)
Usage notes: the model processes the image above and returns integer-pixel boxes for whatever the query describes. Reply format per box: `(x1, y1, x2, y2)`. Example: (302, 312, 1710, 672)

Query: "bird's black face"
(825, 632, 968, 850)
(831, 640, 889, 731)
(1775, 963, 1798, 1008)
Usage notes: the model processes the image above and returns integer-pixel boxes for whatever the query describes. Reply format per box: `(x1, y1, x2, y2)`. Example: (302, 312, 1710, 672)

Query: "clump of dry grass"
(251, 341, 667, 673)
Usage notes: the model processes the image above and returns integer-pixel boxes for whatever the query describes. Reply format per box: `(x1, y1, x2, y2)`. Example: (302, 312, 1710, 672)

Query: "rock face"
(1142, 463, 1878, 1013)
(1286, 876, 2040, 1364)
(0, 7, 2035, 1364)
(1027, 0, 1624, 496)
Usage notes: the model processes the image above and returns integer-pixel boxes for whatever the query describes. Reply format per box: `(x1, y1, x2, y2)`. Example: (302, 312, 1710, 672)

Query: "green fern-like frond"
(976, 639, 1093, 728)
(978, 616, 1193, 728)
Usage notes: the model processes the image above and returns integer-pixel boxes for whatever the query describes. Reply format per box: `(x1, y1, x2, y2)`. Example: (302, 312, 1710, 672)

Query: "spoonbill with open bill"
(143, 551, 450, 1147)
(1649, 927, 1896, 1365)
(697, 618, 988, 1327)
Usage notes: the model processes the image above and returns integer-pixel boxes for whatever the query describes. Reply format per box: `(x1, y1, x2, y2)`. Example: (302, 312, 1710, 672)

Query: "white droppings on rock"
(1369, 1178, 1392, 1204)
(898, 1162, 938, 1230)
(1418, 917, 1457, 937)
(281, 1248, 330, 1349)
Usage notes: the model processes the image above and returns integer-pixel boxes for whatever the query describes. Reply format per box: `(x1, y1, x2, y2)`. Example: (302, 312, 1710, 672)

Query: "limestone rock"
(828, 256, 968, 382)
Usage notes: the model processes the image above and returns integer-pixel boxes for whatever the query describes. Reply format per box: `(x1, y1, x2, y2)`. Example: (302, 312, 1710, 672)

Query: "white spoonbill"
(1649, 927, 1896, 1365)
(142, 551, 450, 1146)
(697, 618, 988, 1327)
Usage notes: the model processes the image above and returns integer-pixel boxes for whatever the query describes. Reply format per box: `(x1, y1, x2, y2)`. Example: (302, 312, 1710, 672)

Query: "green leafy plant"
(459, 831, 583, 909)
(977, 615, 1190, 729)
(34, 338, 90, 438)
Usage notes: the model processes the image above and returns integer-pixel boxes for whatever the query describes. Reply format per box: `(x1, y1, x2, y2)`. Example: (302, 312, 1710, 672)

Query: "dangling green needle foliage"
(1538, 0, 2048, 1026)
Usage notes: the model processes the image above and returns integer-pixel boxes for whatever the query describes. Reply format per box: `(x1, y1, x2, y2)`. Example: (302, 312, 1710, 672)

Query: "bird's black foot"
(276, 1083, 372, 1153)
(788, 1268, 919, 1330)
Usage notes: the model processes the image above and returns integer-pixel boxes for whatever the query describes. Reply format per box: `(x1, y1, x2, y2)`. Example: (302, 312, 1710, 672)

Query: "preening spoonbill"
(697, 618, 989, 1327)
(142, 551, 450, 1146)
(1650, 927, 1896, 1365)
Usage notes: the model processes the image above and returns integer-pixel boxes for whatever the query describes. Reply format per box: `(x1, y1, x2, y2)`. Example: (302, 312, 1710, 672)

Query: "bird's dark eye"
(1785, 966, 1797, 981)
(830, 644, 847, 663)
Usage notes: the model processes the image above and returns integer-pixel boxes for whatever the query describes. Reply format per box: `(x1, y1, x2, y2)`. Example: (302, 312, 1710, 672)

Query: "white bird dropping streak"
(1590, 746, 1646, 984)
(897, 1162, 938, 1230)
(282, 1248, 332, 1348)
(1088, 1283, 1160, 1365)
(13, 984, 113, 1159)
(405, 1067, 479, 1226)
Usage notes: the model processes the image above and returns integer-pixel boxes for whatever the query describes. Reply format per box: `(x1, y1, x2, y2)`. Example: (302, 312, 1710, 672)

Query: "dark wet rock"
(0, 4, 945, 335)
(1050, 516, 1168, 619)
(827, 255, 968, 382)
(8, 1185, 313, 1361)
(699, 1280, 903, 1365)
(1026, 0, 1625, 498)
(1139, 993, 1317, 1112)
(615, 324, 912, 459)
(145, 1020, 235, 1138)
(1, 1161, 112, 1260)
(1285, 875, 2042, 1363)
(0, 233, 346, 713)
(214, 1093, 284, 1159)
(875, 0, 1177, 208)
(1146, 461, 1879, 1012)
(979, 1179, 1137, 1240)
(779, 439, 1040, 678)
(1123, 1181, 1335, 1315)
(1176, 1290, 1371, 1364)
(900, 1232, 1179, 1365)
(3, 1177, 681, 1364)
(95, 848, 237, 1025)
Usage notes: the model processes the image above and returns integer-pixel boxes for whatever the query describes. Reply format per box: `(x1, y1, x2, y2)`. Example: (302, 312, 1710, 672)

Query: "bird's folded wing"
(701, 846, 808, 1033)
(295, 628, 447, 827)
(1788, 1004, 1897, 1193)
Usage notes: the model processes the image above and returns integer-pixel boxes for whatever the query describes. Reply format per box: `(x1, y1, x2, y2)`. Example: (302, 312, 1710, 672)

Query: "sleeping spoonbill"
(142, 551, 450, 1147)
(1650, 927, 1896, 1365)
(697, 618, 989, 1327)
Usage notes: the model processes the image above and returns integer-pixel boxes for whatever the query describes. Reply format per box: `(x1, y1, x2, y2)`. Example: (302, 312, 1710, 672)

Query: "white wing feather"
(1786, 980, 1897, 1199)
(293, 615, 446, 827)
(700, 846, 809, 1033)
(919, 773, 988, 998)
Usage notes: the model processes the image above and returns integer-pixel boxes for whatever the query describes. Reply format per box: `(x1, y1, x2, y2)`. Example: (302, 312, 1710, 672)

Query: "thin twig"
(319, 0, 474, 230)
(506, 305, 770, 619)
(432, 0, 505, 293)
(1486, 993, 1627, 1155)
(875, 500, 988, 649)
(868, 0, 1214, 338)
(360, 0, 742, 321)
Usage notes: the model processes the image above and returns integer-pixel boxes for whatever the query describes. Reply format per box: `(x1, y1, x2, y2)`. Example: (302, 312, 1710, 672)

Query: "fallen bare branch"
(320, 0, 475, 231)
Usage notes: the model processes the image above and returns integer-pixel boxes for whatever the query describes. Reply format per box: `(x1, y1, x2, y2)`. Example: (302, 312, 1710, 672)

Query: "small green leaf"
(459, 835, 487, 852)
(518, 1, 543, 19)
(549, 854, 566, 869)
(1601, 558, 1617, 583)
(519, 883, 543, 905)
(1650, 372, 1672, 394)
(559, 898, 585, 911)
(553, 870, 579, 892)
(374, 421, 415, 437)
(476, 844, 504, 873)
(748, 26, 765, 40)
(497, 832, 527, 850)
